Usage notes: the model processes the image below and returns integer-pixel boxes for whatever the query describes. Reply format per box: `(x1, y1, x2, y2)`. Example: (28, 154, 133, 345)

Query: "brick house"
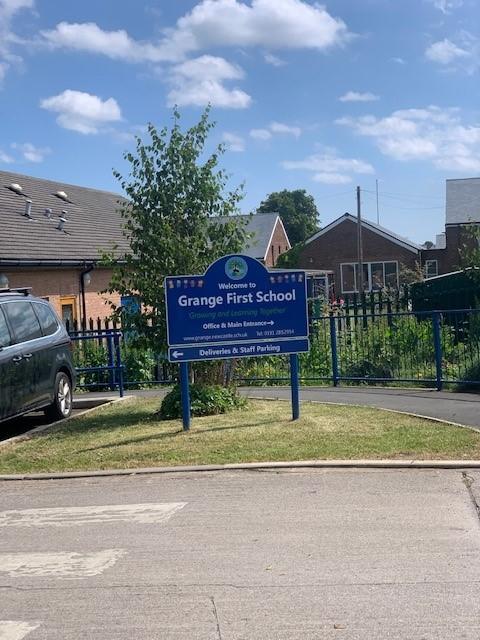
(420, 177, 480, 278)
(0, 170, 290, 324)
(297, 212, 420, 295)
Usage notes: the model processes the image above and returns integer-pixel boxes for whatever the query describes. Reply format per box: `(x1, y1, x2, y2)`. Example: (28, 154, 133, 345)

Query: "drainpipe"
(80, 265, 94, 330)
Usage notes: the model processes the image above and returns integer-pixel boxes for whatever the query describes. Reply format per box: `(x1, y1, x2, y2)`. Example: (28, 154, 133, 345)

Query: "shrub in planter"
(158, 384, 247, 420)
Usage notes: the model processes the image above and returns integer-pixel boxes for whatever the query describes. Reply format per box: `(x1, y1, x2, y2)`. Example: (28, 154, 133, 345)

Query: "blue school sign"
(165, 255, 309, 350)
(165, 254, 309, 430)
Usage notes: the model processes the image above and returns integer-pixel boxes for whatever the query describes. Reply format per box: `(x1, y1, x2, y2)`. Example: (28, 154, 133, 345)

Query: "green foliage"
(105, 106, 249, 355)
(158, 384, 247, 419)
(74, 342, 109, 388)
(458, 224, 480, 275)
(121, 346, 155, 388)
(457, 360, 480, 392)
(257, 189, 319, 245)
(275, 242, 305, 268)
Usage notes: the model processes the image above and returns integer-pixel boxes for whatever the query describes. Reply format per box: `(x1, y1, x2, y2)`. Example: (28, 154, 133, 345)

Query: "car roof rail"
(0, 287, 32, 296)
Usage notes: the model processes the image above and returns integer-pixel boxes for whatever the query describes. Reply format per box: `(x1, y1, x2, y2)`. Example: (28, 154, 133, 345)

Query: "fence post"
(107, 334, 115, 391)
(329, 313, 339, 387)
(113, 332, 124, 398)
(432, 312, 443, 391)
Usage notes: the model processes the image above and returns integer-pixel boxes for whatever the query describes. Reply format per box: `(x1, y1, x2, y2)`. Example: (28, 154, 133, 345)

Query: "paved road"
(2, 469, 480, 639)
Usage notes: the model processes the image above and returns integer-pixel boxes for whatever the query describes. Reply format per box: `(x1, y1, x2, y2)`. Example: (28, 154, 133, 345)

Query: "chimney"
(24, 199, 33, 218)
(57, 210, 67, 231)
(44, 208, 52, 219)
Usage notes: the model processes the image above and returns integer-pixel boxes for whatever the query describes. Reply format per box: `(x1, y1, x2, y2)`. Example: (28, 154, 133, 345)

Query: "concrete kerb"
(1, 392, 480, 482)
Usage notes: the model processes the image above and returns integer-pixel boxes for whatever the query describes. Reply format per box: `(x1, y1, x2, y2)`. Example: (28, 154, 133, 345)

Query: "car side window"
(0, 306, 12, 348)
(33, 302, 59, 337)
(3, 301, 43, 344)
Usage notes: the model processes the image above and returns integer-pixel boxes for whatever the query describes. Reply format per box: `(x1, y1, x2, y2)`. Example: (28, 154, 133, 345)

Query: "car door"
(3, 300, 45, 412)
(0, 305, 18, 421)
(31, 301, 64, 405)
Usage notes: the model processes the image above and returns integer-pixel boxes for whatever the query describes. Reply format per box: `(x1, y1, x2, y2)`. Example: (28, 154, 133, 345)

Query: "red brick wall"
(298, 217, 419, 293)
(3, 267, 120, 322)
(265, 219, 291, 267)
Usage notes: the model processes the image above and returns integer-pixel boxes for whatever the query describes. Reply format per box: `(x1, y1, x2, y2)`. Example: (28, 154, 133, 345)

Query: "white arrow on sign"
(172, 350, 184, 358)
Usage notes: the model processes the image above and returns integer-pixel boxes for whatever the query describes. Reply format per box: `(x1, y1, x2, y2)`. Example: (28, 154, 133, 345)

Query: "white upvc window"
(340, 261, 399, 293)
(425, 259, 438, 279)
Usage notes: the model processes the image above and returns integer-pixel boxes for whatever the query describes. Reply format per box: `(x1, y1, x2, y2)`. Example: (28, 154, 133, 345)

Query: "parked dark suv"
(0, 288, 76, 423)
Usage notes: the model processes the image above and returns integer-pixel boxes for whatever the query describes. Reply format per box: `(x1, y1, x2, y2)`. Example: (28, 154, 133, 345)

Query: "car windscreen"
(3, 301, 43, 344)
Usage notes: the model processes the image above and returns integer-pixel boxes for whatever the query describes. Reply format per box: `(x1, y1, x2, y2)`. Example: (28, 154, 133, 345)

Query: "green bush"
(158, 384, 247, 420)
(121, 346, 155, 388)
(456, 361, 480, 392)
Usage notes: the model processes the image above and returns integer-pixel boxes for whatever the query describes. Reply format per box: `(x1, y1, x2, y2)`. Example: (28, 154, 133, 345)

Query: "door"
(3, 300, 45, 412)
(0, 306, 17, 420)
(60, 296, 77, 330)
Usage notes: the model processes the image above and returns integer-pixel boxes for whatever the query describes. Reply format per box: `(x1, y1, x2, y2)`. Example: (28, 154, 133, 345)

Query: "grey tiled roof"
(0, 170, 129, 264)
(0, 170, 284, 264)
(218, 212, 282, 260)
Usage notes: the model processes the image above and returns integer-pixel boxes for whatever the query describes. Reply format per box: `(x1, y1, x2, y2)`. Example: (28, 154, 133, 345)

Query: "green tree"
(458, 224, 480, 278)
(105, 107, 249, 357)
(257, 189, 320, 245)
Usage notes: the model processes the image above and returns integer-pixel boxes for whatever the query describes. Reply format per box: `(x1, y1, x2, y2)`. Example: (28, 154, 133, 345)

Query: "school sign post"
(165, 254, 309, 430)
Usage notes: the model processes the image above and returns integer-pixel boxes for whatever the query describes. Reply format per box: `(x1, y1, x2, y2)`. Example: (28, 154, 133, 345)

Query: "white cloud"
(250, 121, 301, 140)
(425, 32, 480, 73)
(0, 149, 14, 163)
(263, 52, 285, 66)
(337, 105, 480, 172)
(339, 91, 379, 103)
(167, 55, 251, 108)
(425, 0, 463, 13)
(164, 0, 351, 58)
(391, 57, 406, 64)
(425, 39, 468, 64)
(42, 0, 350, 62)
(282, 151, 374, 185)
(270, 121, 301, 137)
(313, 172, 352, 184)
(40, 90, 122, 134)
(13, 142, 50, 162)
(222, 132, 245, 152)
(0, 0, 33, 83)
(250, 128, 272, 140)
(11, 142, 51, 162)
(41, 21, 173, 63)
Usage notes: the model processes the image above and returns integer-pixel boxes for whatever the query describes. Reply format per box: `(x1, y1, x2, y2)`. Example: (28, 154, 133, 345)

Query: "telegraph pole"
(356, 186, 364, 293)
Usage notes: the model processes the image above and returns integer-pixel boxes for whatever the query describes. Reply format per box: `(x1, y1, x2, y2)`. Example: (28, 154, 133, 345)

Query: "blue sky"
(1, 0, 479, 244)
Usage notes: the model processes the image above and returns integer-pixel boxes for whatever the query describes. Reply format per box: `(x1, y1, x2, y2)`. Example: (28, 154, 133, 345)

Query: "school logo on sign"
(225, 256, 248, 280)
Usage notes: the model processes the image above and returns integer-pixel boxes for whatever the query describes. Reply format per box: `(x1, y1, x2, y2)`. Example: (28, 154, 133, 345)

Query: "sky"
(1, 0, 479, 245)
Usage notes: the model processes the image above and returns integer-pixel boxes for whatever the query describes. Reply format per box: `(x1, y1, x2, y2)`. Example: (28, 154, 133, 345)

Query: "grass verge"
(0, 398, 479, 474)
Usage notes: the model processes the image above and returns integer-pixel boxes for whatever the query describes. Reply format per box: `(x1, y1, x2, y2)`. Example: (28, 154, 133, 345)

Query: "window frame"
(3, 300, 43, 345)
(340, 261, 399, 293)
(425, 259, 438, 279)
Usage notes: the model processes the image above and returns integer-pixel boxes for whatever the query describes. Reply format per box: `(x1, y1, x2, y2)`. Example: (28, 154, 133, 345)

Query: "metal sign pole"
(289, 353, 300, 420)
(180, 361, 191, 431)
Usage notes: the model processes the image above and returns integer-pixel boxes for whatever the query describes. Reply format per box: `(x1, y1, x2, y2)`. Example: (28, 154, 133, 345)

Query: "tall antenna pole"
(357, 185, 364, 293)
(376, 178, 379, 225)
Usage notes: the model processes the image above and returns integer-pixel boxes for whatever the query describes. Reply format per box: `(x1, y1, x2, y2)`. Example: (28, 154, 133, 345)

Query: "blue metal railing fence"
(70, 308, 480, 395)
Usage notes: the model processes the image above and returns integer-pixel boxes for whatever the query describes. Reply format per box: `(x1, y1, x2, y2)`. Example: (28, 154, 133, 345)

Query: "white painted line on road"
(0, 502, 186, 528)
(0, 621, 39, 640)
(0, 550, 125, 578)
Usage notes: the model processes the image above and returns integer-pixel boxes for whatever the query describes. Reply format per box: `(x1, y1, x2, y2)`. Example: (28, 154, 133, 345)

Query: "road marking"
(0, 550, 125, 578)
(0, 502, 186, 528)
(0, 621, 39, 640)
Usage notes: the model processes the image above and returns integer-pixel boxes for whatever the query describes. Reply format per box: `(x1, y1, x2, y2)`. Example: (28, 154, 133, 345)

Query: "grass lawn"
(1, 398, 480, 474)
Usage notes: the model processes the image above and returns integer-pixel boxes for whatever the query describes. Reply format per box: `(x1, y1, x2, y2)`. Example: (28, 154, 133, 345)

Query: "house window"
(340, 262, 399, 293)
(425, 259, 438, 279)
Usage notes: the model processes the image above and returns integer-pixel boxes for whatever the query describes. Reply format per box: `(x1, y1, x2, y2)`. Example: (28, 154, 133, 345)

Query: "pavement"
(86, 385, 480, 428)
(2, 468, 480, 639)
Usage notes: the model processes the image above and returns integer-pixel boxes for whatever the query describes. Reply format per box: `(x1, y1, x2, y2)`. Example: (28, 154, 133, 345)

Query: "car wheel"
(45, 372, 73, 421)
